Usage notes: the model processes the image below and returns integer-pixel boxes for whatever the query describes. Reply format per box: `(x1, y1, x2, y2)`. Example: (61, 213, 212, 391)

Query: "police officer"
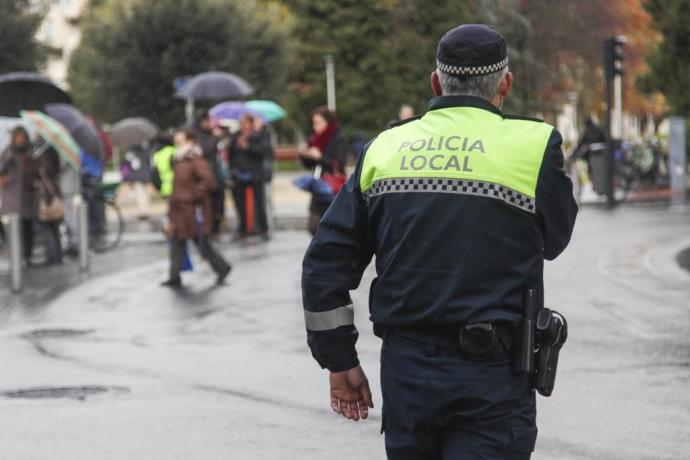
(302, 24, 577, 459)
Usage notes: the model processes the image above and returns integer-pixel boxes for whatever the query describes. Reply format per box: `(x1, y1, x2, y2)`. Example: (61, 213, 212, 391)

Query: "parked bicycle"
(91, 181, 124, 253)
(613, 140, 667, 201)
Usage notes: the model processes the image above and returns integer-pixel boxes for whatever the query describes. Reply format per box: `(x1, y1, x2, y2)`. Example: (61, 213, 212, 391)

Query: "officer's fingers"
(357, 399, 369, 420)
(360, 380, 374, 408)
(349, 401, 360, 421)
(339, 398, 353, 419)
(330, 395, 341, 414)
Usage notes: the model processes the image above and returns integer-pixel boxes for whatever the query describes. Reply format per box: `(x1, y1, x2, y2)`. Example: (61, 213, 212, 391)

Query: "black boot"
(216, 265, 232, 285)
(160, 278, 183, 288)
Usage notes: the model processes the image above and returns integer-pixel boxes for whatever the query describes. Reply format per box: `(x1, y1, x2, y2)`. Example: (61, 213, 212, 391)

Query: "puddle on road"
(677, 246, 690, 272)
(1, 385, 130, 401)
(23, 328, 95, 339)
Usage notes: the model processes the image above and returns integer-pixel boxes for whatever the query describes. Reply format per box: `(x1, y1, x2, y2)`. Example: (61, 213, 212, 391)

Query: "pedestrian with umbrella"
(33, 142, 64, 265)
(161, 128, 231, 288)
(44, 103, 106, 238)
(229, 113, 271, 239)
(19, 110, 81, 257)
(194, 110, 225, 236)
(0, 127, 37, 264)
(111, 117, 159, 219)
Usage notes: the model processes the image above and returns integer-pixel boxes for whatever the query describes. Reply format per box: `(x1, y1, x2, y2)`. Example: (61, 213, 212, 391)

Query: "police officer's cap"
(437, 24, 508, 77)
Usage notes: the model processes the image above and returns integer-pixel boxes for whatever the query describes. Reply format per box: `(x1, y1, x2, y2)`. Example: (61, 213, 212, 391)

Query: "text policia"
(397, 135, 485, 172)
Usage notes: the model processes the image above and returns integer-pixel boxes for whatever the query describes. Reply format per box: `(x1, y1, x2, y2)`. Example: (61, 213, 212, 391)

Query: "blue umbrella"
(209, 101, 263, 123)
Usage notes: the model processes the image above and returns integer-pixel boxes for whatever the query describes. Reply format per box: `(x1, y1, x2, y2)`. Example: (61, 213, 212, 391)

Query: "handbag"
(314, 159, 347, 201)
(38, 167, 65, 222)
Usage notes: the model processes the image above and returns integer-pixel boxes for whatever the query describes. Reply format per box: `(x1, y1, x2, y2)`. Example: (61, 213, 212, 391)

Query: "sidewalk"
(578, 181, 687, 206)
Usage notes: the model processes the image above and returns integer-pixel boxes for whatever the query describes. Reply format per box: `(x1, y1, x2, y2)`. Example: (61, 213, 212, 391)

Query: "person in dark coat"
(229, 114, 270, 239)
(254, 117, 275, 235)
(0, 127, 37, 262)
(572, 117, 608, 194)
(35, 144, 63, 265)
(123, 142, 152, 219)
(194, 110, 225, 235)
(161, 128, 231, 288)
(573, 117, 608, 163)
(299, 106, 349, 235)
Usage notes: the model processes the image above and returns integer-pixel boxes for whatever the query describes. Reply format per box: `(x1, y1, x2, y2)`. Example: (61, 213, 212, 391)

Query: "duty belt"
(385, 321, 515, 362)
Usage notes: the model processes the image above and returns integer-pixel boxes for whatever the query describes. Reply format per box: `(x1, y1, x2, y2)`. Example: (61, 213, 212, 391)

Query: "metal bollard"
(669, 117, 687, 203)
(77, 198, 90, 272)
(8, 213, 22, 293)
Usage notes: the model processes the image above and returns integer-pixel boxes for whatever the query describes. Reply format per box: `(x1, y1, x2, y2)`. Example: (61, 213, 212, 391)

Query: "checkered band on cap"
(363, 177, 535, 214)
(437, 57, 509, 77)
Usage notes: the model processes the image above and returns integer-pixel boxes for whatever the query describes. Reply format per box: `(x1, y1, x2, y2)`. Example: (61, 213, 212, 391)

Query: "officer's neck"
(490, 94, 505, 110)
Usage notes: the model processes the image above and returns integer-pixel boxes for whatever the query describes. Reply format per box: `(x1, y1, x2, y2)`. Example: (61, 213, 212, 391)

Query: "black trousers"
(210, 189, 225, 234)
(169, 237, 230, 281)
(21, 218, 34, 260)
(381, 331, 537, 460)
(38, 220, 62, 264)
(233, 181, 267, 234)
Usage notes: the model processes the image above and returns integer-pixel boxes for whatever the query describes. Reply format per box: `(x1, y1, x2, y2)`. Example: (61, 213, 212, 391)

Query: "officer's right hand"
(329, 365, 374, 422)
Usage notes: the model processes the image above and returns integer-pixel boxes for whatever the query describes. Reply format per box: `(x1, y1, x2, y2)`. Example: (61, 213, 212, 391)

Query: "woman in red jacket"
(299, 107, 349, 235)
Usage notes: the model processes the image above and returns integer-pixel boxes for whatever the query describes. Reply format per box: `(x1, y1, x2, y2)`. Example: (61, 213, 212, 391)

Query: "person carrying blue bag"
(160, 129, 231, 288)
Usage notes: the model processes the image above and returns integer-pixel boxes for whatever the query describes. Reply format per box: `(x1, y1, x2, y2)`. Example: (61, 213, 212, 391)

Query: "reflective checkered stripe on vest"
(360, 107, 554, 213)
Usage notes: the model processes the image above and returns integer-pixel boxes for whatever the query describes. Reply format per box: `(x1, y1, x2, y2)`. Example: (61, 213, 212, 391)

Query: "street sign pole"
(604, 36, 626, 207)
(325, 55, 336, 112)
(8, 214, 22, 293)
(77, 197, 90, 272)
(669, 117, 688, 203)
(185, 98, 195, 126)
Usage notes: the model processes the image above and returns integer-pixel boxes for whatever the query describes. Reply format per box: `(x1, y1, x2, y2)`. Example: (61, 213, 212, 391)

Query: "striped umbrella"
(20, 110, 80, 170)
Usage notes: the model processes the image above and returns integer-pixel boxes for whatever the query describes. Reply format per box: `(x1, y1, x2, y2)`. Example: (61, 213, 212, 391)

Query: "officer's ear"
(497, 72, 513, 100)
(491, 71, 513, 109)
(431, 71, 443, 97)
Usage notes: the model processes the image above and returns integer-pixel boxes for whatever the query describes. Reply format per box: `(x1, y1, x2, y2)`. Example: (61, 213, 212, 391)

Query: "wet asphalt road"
(0, 203, 689, 459)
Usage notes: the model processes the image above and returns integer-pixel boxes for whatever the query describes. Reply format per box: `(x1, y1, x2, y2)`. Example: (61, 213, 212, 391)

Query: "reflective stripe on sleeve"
(304, 304, 355, 331)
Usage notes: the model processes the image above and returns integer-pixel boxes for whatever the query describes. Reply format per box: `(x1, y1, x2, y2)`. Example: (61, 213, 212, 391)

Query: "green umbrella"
(246, 100, 286, 122)
(20, 110, 80, 170)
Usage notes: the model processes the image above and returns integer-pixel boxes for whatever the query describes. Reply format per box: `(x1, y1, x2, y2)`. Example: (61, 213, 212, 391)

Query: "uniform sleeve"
(301, 148, 374, 372)
(535, 129, 578, 260)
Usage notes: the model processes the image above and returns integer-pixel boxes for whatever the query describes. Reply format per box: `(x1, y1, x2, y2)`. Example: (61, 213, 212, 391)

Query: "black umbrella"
(44, 103, 104, 159)
(0, 72, 71, 117)
(110, 117, 159, 148)
(174, 71, 254, 101)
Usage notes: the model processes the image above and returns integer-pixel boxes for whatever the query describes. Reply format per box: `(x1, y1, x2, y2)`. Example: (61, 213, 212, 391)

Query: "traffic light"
(604, 36, 626, 81)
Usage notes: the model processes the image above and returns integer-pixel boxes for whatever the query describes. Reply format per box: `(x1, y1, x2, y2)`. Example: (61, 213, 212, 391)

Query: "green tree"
(285, 0, 471, 139)
(390, 0, 472, 115)
(641, 0, 690, 115)
(69, 0, 294, 126)
(284, 0, 396, 139)
(0, 0, 46, 73)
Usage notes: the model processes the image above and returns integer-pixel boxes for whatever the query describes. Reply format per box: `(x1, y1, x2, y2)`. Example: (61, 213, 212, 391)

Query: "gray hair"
(436, 66, 509, 100)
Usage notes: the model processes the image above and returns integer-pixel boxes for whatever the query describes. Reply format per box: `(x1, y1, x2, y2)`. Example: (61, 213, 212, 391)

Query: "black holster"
(534, 308, 568, 397)
(512, 290, 568, 397)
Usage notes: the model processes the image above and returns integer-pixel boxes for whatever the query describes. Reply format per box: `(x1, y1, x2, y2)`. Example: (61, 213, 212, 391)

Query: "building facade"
(35, 0, 89, 89)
